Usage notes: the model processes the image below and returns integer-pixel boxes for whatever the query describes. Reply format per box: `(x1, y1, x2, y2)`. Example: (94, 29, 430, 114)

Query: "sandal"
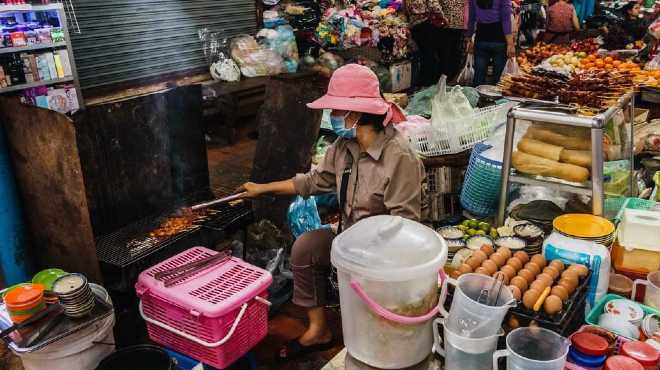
(279, 337, 336, 360)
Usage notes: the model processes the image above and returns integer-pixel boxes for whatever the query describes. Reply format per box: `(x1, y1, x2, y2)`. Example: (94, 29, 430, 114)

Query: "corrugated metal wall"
(69, 0, 257, 89)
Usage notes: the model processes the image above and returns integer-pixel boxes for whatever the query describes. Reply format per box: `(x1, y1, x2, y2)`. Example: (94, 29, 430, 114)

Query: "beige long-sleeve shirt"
(293, 125, 425, 230)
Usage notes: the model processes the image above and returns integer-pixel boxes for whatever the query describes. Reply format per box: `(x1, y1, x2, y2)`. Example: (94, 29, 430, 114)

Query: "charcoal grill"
(96, 199, 252, 292)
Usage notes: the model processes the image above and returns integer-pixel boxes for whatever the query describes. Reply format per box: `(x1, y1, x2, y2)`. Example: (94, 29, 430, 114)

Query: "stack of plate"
(513, 223, 545, 255)
(553, 214, 616, 248)
(437, 226, 466, 261)
(52, 273, 96, 318)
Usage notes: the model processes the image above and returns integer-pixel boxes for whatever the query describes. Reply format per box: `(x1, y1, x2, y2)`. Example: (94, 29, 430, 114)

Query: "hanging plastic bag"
(456, 54, 475, 86)
(287, 196, 331, 238)
(230, 34, 285, 77)
(503, 58, 521, 78)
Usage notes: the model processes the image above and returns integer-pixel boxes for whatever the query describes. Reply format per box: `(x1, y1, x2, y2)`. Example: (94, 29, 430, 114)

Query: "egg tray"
(507, 270, 591, 336)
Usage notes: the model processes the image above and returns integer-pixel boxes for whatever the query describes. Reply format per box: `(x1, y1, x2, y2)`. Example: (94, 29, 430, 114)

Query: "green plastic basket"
(604, 197, 658, 223)
(586, 294, 660, 340)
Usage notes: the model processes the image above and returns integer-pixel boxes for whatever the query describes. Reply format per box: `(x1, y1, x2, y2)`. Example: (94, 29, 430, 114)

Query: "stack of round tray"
(52, 273, 95, 318)
(553, 214, 616, 247)
(437, 226, 466, 261)
(513, 223, 545, 255)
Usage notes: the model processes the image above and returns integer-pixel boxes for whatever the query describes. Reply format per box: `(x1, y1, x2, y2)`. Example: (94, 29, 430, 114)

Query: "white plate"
(604, 299, 644, 324)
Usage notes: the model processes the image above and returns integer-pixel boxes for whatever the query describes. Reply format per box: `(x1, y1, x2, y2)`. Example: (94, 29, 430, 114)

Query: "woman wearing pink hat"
(238, 64, 425, 359)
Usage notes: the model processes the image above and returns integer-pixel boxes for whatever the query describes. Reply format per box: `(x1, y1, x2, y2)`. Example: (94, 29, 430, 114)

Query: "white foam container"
(618, 208, 660, 250)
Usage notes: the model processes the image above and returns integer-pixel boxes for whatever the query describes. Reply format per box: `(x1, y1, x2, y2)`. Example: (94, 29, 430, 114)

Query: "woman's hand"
(236, 182, 267, 199)
(506, 43, 516, 58)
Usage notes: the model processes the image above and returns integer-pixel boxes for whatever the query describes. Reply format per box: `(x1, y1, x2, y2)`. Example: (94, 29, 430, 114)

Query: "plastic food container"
(571, 332, 609, 357)
(632, 271, 660, 310)
(620, 341, 660, 370)
(612, 241, 660, 276)
(331, 215, 447, 369)
(617, 209, 660, 250)
(493, 327, 570, 370)
(568, 347, 606, 370)
(608, 273, 633, 298)
(4, 284, 46, 323)
(603, 355, 643, 370)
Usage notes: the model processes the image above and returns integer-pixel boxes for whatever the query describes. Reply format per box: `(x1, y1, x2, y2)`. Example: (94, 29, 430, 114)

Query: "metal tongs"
(188, 192, 247, 211)
(477, 273, 506, 306)
(154, 250, 232, 287)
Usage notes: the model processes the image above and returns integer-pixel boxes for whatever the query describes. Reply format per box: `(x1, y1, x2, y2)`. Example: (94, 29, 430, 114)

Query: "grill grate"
(96, 202, 250, 268)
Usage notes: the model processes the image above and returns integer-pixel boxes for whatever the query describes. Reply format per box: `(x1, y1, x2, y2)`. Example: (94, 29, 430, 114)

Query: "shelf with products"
(0, 75, 70, 93)
(0, 41, 66, 54)
(0, 3, 63, 13)
(0, 1, 82, 110)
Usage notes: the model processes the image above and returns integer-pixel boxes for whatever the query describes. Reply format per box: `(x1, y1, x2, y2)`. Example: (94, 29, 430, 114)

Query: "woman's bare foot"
(298, 325, 332, 346)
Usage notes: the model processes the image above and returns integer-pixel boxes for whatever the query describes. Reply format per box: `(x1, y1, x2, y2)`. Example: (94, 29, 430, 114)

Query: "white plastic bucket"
(331, 216, 448, 369)
(13, 283, 116, 370)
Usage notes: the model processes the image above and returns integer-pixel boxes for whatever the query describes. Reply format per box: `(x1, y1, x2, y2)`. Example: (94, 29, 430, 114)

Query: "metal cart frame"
(496, 93, 635, 226)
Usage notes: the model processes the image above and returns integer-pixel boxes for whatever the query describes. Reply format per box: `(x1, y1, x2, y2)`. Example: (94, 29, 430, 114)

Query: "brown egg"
(568, 264, 589, 278)
(537, 273, 555, 287)
(510, 276, 529, 292)
(493, 271, 510, 285)
(523, 288, 541, 309)
(518, 268, 536, 284)
(558, 278, 578, 294)
(472, 250, 488, 264)
(524, 262, 542, 276)
(509, 285, 522, 301)
(508, 315, 520, 330)
(481, 260, 498, 275)
(500, 265, 517, 280)
(549, 260, 565, 272)
(544, 295, 563, 315)
(561, 269, 580, 283)
(543, 266, 560, 280)
(474, 267, 489, 275)
(551, 285, 569, 302)
(514, 251, 530, 264)
(490, 253, 507, 268)
(480, 244, 495, 256)
(458, 263, 473, 275)
(450, 269, 462, 279)
(498, 247, 512, 259)
(530, 279, 549, 292)
(530, 254, 547, 268)
(466, 257, 482, 270)
(507, 257, 524, 272)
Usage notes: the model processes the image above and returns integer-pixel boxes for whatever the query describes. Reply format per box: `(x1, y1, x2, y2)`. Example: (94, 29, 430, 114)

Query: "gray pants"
(290, 228, 335, 308)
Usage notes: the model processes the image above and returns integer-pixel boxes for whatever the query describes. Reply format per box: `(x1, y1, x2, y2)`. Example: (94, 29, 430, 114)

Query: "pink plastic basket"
(136, 247, 272, 369)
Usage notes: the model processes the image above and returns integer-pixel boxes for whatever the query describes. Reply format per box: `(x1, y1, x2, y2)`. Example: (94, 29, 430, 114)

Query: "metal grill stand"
(496, 93, 635, 226)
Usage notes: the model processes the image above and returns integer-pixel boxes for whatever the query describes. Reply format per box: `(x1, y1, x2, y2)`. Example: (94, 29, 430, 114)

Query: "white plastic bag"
(502, 58, 521, 78)
(456, 54, 474, 86)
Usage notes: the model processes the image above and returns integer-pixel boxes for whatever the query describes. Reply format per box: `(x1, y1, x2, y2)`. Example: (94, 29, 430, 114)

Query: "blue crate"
(460, 143, 503, 216)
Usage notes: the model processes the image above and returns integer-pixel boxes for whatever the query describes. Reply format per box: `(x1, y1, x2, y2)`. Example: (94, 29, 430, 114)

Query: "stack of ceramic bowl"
(52, 273, 96, 318)
(513, 223, 545, 255)
(437, 226, 466, 261)
(553, 214, 616, 249)
(32, 268, 68, 304)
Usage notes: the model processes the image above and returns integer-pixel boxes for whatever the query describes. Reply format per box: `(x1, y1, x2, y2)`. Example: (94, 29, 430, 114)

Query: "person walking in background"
(620, 1, 647, 41)
(541, 0, 580, 44)
(466, 0, 515, 86)
(406, 0, 468, 86)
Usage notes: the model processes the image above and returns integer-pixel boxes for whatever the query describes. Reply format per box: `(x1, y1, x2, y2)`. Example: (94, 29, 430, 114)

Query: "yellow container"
(612, 241, 660, 276)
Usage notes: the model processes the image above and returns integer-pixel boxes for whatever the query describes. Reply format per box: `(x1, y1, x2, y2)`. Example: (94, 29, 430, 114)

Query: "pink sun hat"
(307, 64, 406, 125)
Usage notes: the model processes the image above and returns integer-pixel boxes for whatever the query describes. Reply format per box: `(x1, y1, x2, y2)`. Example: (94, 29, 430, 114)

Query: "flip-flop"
(278, 337, 336, 360)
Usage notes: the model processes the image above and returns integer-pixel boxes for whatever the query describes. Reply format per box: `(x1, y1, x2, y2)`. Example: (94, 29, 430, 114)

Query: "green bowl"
(32, 268, 67, 291)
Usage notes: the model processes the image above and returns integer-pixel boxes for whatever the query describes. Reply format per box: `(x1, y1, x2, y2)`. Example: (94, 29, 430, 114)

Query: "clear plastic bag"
(287, 196, 331, 238)
(199, 27, 241, 81)
(230, 34, 285, 77)
(503, 58, 521, 78)
(256, 25, 300, 73)
(456, 54, 475, 86)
